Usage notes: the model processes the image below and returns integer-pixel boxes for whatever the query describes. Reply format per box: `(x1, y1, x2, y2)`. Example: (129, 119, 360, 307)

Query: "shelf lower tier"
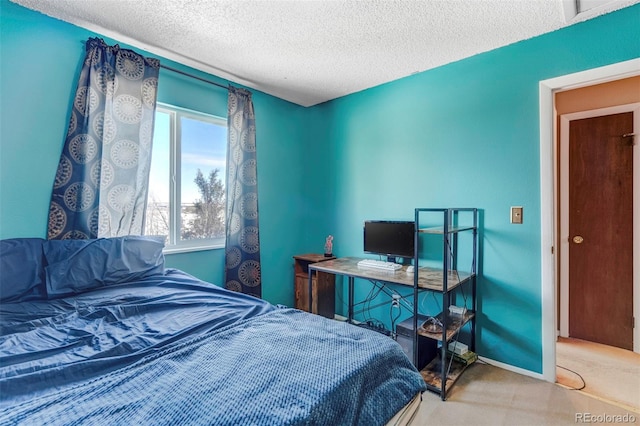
(420, 353, 474, 396)
(417, 310, 475, 341)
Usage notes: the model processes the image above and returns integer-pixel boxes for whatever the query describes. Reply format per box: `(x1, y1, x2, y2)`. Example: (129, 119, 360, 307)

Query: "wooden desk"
(308, 257, 472, 322)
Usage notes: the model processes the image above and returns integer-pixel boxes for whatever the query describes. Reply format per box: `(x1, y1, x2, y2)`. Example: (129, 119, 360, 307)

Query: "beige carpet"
(411, 362, 638, 425)
(556, 337, 640, 413)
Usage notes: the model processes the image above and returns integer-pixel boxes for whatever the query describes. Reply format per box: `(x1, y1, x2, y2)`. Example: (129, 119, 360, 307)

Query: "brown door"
(568, 112, 634, 350)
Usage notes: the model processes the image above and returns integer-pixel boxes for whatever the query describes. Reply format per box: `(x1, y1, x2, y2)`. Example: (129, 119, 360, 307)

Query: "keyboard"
(356, 259, 402, 271)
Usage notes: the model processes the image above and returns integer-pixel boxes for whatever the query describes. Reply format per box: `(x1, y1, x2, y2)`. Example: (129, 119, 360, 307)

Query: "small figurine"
(324, 235, 333, 257)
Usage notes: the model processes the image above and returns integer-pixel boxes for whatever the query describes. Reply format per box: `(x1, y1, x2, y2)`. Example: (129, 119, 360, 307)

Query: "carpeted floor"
(410, 362, 638, 425)
(556, 337, 640, 413)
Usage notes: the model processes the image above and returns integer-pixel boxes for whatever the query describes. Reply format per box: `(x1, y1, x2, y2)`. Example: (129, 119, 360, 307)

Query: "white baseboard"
(478, 356, 546, 381)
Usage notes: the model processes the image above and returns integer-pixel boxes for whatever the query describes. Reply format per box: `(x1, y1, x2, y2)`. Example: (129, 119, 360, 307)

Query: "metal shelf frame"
(412, 208, 478, 400)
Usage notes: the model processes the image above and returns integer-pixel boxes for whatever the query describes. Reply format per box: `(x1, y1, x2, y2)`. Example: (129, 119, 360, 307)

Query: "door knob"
(572, 236, 584, 244)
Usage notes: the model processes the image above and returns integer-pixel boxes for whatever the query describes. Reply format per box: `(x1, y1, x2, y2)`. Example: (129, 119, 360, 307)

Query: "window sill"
(163, 244, 224, 255)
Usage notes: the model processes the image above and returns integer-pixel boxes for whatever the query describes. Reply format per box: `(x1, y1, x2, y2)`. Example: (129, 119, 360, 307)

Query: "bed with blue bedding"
(0, 236, 426, 425)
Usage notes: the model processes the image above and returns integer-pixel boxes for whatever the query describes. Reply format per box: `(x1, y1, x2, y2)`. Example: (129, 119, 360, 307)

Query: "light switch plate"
(511, 206, 523, 224)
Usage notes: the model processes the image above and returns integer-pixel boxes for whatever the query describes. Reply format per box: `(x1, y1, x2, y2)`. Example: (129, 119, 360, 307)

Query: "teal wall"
(310, 4, 640, 373)
(0, 0, 322, 305)
(1, 0, 639, 375)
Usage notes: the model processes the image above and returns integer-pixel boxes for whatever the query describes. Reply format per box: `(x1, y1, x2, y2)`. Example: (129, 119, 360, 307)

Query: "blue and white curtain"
(225, 87, 261, 297)
(48, 38, 159, 240)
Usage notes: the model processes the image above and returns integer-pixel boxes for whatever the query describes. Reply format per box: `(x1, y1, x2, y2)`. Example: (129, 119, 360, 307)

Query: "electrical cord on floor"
(556, 365, 586, 390)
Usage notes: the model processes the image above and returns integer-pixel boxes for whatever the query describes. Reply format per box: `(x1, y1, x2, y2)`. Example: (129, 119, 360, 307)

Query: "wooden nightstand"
(293, 254, 336, 318)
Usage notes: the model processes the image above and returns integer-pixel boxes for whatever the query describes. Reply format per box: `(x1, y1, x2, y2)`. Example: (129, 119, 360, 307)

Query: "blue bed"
(0, 236, 426, 425)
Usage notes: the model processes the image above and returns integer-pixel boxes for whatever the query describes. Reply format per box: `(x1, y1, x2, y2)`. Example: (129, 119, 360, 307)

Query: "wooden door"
(568, 112, 634, 350)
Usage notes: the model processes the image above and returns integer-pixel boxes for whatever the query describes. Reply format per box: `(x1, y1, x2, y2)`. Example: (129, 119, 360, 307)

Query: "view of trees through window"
(144, 106, 227, 248)
(145, 168, 226, 240)
(183, 168, 225, 239)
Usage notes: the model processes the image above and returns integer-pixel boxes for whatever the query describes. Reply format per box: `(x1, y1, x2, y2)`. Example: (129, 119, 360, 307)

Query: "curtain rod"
(160, 64, 229, 90)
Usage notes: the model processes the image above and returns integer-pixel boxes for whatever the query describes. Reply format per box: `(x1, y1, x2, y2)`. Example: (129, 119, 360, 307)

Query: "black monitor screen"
(363, 220, 415, 259)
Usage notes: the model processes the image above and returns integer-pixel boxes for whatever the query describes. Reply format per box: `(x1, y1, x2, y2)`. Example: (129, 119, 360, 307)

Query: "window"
(144, 103, 227, 252)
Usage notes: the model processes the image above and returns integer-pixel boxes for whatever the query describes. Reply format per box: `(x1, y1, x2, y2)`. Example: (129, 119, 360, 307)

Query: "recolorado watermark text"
(576, 413, 636, 423)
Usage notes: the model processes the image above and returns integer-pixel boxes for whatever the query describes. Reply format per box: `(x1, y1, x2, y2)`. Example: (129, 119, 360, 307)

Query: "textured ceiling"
(11, 0, 640, 106)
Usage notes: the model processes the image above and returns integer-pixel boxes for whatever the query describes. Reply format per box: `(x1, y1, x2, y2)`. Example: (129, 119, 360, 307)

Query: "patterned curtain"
(225, 87, 261, 297)
(47, 38, 159, 240)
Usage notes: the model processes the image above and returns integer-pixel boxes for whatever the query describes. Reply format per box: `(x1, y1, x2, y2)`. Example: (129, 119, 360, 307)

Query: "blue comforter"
(0, 269, 425, 425)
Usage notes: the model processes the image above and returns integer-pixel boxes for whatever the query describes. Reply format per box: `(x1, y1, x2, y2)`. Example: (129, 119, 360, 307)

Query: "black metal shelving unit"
(411, 208, 478, 400)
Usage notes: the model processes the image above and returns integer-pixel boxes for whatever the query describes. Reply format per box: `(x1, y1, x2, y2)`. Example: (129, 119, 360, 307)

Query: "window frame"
(150, 103, 227, 254)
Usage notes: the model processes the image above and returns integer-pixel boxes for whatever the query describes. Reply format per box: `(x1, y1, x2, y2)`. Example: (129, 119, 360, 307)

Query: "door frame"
(539, 58, 640, 382)
(559, 103, 640, 341)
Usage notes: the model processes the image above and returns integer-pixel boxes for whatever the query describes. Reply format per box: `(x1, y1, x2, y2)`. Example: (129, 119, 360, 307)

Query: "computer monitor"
(363, 220, 415, 262)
